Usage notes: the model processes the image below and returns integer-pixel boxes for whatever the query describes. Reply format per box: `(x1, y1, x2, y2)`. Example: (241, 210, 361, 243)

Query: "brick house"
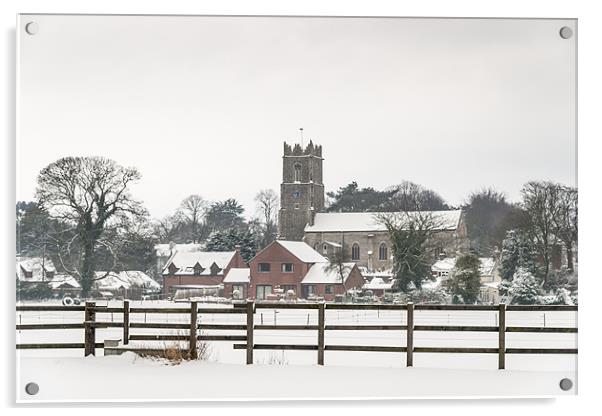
(223, 268, 251, 300)
(162, 247, 247, 297)
(300, 261, 365, 301)
(248, 240, 364, 300)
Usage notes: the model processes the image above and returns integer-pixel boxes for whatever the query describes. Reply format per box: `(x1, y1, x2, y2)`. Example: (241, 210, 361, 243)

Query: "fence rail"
(16, 301, 578, 369)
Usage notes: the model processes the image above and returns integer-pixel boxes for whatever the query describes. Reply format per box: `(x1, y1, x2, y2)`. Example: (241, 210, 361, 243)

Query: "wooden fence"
(16, 301, 578, 369)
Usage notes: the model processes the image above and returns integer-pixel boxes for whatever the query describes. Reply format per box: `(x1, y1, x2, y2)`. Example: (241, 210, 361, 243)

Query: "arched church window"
(351, 243, 360, 260)
(379, 243, 388, 260)
(294, 163, 302, 182)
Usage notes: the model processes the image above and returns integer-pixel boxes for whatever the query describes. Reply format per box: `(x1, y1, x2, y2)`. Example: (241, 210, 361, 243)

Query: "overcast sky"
(17, 15, 576, 219)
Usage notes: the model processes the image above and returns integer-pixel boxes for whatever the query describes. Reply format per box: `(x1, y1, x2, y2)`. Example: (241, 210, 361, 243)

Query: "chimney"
(234, 245, 243, 267)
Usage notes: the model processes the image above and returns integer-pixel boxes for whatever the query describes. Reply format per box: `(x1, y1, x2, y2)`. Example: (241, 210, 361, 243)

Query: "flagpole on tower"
(300, 127, 304, 148)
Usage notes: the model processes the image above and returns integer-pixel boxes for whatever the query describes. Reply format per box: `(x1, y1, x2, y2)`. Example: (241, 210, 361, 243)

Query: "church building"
(278, 140, 468, 273)
(278, 141, 325, 241)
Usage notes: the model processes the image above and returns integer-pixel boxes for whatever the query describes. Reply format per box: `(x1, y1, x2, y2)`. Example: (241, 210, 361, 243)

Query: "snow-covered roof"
(94, 271, 160, 290)
(16, 256, 56, 282)
(482, 281, 501, 289)
(362, 277, 394, 290)
(48, 274, 80, 290)
(154, 243, 204, 258)
(305, 210, 462, 233)
(162, 251, 236, 275)
(223, 268, 250, 283)
(479, 258, 496, 276)
(358, 267, 394, 280)
(323, 241, 342, 248)
(431, 258, 457, 273)
(421, 276, 445, 290)
(431, 257, 497, 276)
(277, 241, 328, 263)
(301, 262, 356, 284)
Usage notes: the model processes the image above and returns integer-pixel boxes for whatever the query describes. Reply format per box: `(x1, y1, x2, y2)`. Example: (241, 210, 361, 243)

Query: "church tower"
(278, 140, 325, 241)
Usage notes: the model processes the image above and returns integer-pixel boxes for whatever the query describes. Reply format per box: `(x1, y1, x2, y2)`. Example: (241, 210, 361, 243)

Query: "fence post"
(189, 301, 198, 359)
(84, 301, 96, 357)
(406, 302, 414, 367)
(318, 302, 325, 365)
(246, 300, 254, 364)
(123, 300, 129, 345)
(498, 303, 506, 370)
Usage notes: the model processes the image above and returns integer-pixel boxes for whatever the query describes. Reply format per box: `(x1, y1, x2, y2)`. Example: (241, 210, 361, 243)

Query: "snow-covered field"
(16, 300, 578, 401)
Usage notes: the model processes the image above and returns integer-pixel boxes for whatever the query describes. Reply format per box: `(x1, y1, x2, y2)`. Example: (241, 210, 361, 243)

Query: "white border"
(2, 0, 600, 413)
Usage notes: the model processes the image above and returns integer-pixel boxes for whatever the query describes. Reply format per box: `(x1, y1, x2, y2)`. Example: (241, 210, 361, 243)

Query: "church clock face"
(292, 191, 301, 199)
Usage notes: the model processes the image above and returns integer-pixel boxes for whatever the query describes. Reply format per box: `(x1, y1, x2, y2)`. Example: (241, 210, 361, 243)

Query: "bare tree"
(154, 213, 185, 243)
(36, 157, 145, 296)
(179, 194, 208, 243)
(520, 181, 563, 284)
(385, 181, 448, 211)
(551, 185, 578, 272)
(325, 243, 353, 293)
(255, 189, 278, 248)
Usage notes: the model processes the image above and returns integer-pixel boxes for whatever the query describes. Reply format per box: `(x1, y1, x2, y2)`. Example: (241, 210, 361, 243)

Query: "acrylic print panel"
(16, 14, 577, 402)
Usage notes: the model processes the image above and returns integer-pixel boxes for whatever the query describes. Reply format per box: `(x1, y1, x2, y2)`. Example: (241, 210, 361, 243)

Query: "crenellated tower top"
(283, 140, 323, 158)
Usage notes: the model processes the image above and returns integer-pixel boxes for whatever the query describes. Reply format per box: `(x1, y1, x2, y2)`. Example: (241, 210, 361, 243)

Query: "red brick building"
(300, 261, 365, 301)
(248, 240, 364, 300)
(162, 248, 247, 297)
(223, 268, 251, 300)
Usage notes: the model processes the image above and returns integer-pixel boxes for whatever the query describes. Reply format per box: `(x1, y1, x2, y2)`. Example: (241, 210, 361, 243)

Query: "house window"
(294, 203, 300, 210)
(256, 285, 272, 300)
(322, 244, 328, 255)
(281, 263, 294, 273)
(351, 243, 360, 260)
(325, 285, 334, 295)
(193, 263, 204, 276)
(303, 285, 316, 298)
(232, 284, 244, 300)
(379, 243, 388, 261)
(210, 263, 221, 276)
(294, 163, 302, 182)
(258, 263, 271, 272)
(281, 284, 296, 294)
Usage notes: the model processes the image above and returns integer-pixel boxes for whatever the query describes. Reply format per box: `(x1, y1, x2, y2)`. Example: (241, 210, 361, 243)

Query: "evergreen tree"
(377, 212, 440, 292)
(205, 228, 257, 262)
(498, 279, 512, 300)
(449, 253, 481, 304)
(499, 229, 541, 281)
(326, 182, 396, 212)
(508, 268, 541, 305)
(205, 199, 246, 232)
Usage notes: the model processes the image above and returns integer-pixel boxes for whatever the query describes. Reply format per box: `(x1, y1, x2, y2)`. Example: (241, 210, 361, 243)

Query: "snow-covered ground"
(16, 300, 578, 401)
(18, 353, 576, 402)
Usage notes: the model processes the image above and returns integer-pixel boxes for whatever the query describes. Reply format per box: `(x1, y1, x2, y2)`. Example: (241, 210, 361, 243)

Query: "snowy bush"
(499, 229, 542, 281)
(449, 254, 481, 304)
(403, 287, 449, 304)
(508, 268, 541, 305)
(498, 280, 512, 297)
